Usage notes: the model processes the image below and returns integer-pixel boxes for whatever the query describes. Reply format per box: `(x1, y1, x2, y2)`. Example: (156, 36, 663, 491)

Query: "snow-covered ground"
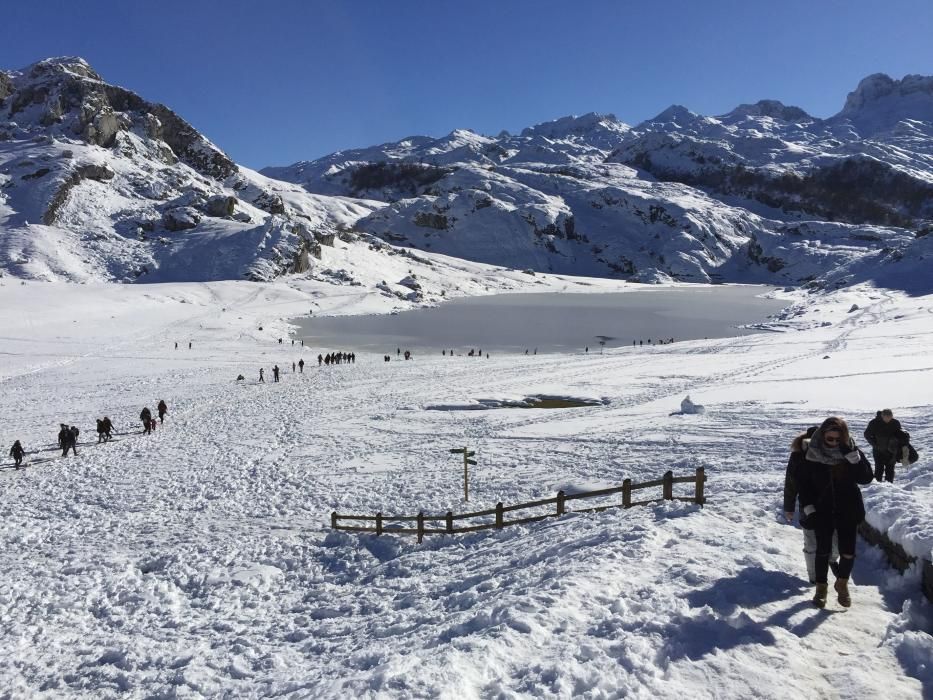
(1, 276, 931, 698)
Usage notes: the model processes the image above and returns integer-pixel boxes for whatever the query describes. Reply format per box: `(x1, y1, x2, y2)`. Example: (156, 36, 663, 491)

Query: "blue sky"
(2, 0, 932, 168)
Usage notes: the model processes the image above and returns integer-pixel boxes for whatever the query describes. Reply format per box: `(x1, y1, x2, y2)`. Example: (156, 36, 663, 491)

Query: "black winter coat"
(796, 450, 874, 528)
(783, 451, 806, 515)
(864, 415, 904, 455)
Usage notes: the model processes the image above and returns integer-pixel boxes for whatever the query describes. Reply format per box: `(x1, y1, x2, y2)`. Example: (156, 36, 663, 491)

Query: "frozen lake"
(292, 285, 786, 354)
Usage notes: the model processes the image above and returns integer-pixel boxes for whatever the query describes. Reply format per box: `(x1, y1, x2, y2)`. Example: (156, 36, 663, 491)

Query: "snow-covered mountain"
(265, 73, 933, 290)
(3, 59, 932, 292)
(0, 57, 386, 283)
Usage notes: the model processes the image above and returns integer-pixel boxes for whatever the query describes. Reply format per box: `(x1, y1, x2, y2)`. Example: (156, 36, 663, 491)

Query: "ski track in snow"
(0, 281, 931, 698)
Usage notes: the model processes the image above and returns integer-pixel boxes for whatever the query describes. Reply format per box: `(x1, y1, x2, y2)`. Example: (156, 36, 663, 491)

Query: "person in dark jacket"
(140, 407, 153, 434)
(9, 440, 25, 468)
(298, 358, 304, 373)
(863, 409, 907, 483)
(157, 400, 168, 424)
(62, 426, 79, 456)
(58, 423, 69, 450)
(784, 426, 839, 583)
(96, 419, 107, 443)
(796, 416, 873, 608)
(101, 416, 114, 441)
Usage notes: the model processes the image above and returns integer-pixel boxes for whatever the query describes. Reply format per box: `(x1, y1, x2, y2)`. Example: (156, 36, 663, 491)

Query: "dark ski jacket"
(10, 442, 24, 458)
(140, 408, 152, 422)
(796, 448, 874, 529)
(863, 413, 904, 455)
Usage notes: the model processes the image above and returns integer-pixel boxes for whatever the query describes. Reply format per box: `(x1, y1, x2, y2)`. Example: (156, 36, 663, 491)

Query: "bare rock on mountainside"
(3, 58, 235, 179)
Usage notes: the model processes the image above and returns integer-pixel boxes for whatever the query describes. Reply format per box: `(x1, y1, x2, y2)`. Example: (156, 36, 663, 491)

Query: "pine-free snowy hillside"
(265, 74, 933, 290)
(0, 57, 389, 283)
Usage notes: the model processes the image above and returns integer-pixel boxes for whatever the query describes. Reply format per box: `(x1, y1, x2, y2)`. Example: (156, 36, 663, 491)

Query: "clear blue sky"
(2, 0, 932, 169)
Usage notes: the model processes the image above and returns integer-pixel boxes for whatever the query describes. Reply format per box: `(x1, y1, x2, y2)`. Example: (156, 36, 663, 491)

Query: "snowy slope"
(0, 58, 387, 283)
(0, 277, 931, 697)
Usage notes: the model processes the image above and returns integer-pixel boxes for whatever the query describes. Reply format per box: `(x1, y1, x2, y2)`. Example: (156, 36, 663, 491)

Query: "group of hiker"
(783, 409, 918, 609)
(254, 352, 359, 383)
(6, 400, 169, 469)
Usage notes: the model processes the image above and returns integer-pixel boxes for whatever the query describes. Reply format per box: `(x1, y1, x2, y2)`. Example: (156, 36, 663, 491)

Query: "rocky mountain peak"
(722, 99, 812, 122)
(1, 55, 235, 180)
(835, 72, 933, 134)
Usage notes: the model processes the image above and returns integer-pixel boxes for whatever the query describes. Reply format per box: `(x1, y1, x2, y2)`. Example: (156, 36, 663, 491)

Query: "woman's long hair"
(818, 416, 851, 445)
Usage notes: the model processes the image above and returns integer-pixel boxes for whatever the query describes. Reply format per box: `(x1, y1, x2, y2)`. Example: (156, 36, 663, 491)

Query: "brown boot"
(812, 583, 828, 608)
(834, 578, 851, 607)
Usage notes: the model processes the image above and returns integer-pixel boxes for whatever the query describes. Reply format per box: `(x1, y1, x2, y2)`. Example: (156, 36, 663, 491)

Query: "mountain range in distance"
(2, 57, 932, 294)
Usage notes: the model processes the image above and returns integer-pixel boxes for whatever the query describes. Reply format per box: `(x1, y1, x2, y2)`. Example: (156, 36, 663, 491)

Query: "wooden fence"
(331, 467, 706, 542)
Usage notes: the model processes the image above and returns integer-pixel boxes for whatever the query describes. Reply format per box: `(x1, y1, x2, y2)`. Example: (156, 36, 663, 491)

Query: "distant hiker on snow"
(259, 368, 265, 383)
(273, 365, 280, 382)
(318, 354, 323, 366)
(58, 424, 69, 450)
(101, 416, 114, 441)
(784, 426, 839, 584)
(292, 361, 296, 373)
(794, 417, 873, 609)
(157, 400, 168, 424)
(140, 407, 153, 434)
(96, 419, 107, 443)
(9, 440, 25, 468)
(863, 409, 914, 483)
(62, 426, 79, 456)
(298, 358, 304, 373)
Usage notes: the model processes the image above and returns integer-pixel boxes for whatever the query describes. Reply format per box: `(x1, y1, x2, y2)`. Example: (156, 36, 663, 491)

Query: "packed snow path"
(0, 281, 930, 698)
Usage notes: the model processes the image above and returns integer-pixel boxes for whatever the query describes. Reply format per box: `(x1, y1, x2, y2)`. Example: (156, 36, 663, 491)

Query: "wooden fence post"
(417, 512, 425, 543)
(663, 471, 673, 501)
(623, 479, 632, 508)
(556, 490, 566, 516)
(495, 502, 504, 528)
(695, 467, 705, 506)
(376, 512, 383, 536)
(446, 511, 454, 533)
(331, 511, 338, 529)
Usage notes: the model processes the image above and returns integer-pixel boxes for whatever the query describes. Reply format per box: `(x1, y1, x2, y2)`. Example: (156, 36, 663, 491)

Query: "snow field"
(0, 279, 931, 698)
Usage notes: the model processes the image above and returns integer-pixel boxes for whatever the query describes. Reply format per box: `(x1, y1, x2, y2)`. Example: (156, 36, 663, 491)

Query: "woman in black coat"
(796, 416, 874, 608)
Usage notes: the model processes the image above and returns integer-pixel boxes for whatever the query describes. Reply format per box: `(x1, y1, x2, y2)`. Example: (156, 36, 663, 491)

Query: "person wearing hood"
(796, 417, 873, 609)
(863, 409, 906, 483)
(784, 426, 840, 583)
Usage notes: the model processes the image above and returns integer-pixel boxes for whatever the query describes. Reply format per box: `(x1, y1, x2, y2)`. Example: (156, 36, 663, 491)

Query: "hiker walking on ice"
(298, 358, 304, 373)
(863, 409, 909, 483)
(157, 400, 168, 424)
(9, 440, 24, 468)
(795, 417, 873, 609)
(785, 426, 839, 584)
(259, 368, 265, 383)
(101, 416, 114, 441)
(273, 365, 280, 382)
(140, 407, 153, 434)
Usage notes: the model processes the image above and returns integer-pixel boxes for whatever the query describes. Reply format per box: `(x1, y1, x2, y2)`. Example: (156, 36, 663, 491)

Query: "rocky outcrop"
(4, 58, 236, 180)
(162, 206, 202, 231)
(253, 191, 285, 214)
(204, 194, 236, 217)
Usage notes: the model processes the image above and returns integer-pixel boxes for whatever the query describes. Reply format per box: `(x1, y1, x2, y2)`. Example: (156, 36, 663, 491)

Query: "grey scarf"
(805, 432, 855, 465)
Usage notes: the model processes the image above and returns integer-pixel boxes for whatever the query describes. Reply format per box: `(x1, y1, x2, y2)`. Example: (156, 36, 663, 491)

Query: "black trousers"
(814, 523, 857, 583)
(872, 450, 896, 483)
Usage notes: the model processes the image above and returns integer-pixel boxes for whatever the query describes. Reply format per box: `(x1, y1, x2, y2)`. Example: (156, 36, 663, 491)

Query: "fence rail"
(331, 467, 706, 542)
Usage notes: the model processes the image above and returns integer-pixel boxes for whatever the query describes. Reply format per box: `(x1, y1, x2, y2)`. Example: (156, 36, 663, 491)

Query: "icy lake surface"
(294, 285, 786, 353)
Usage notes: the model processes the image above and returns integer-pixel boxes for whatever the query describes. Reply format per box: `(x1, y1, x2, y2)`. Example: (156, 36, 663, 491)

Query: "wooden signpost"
(449, 446, 476, 501)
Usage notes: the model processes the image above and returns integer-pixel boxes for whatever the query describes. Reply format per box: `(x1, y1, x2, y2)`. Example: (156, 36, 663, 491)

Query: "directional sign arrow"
(449, 448, 465, 454)
(465, 451, 476, 457)
(465, 459, 477, 465)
